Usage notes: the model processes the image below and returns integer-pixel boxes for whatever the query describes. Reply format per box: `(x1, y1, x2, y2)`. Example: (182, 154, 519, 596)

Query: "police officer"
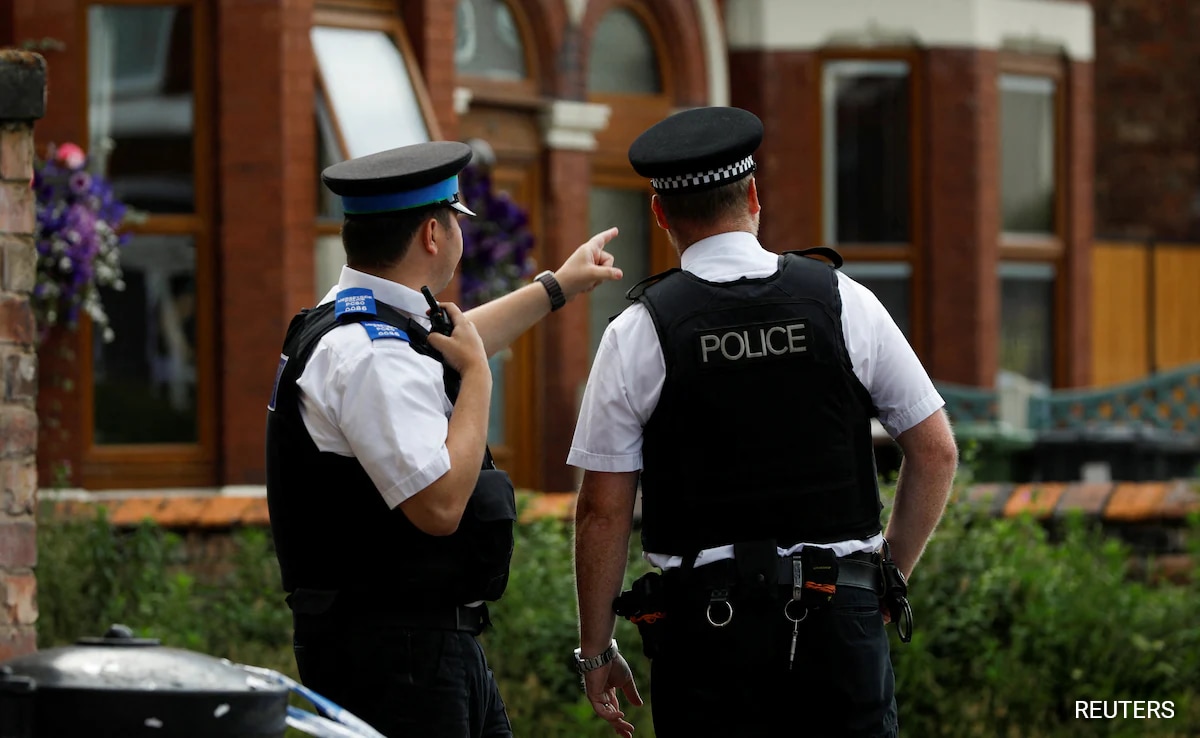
(569, 107, 959, 738)
(266, 140, 622, 738)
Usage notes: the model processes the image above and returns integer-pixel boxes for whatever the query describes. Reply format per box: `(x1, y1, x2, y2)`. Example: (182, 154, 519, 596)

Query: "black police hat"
(321, 140, 477, 216)
(628, 107, 763, 194)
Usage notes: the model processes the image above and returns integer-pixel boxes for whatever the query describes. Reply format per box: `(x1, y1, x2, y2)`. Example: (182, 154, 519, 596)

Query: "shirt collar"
(679, 230, 777, 274)
(320, 266, 432, 327)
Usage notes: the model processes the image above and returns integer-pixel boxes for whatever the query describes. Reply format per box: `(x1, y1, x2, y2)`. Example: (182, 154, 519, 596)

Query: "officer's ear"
(650, 194, 671, 232)
(418, 216, 440, 255)
(747, 177, 761, 216)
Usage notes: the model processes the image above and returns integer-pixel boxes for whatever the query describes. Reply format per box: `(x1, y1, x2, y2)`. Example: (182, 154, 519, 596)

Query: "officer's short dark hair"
(657, 176, 753, 231)
(341, 205, 453, 270)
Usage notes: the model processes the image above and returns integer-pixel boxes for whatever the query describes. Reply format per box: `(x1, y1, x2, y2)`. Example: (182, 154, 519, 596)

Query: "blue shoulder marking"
(359, 321, 410, 343)
(335, 287, 377, 319)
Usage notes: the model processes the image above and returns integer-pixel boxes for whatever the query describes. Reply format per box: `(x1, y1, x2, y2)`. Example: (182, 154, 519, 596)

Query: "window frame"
(815, 47, 925, 356)
(74, 0, 217, 488)
(312, 5, 444, 259)
(585, 0, 677, 354)
(453, 0, 541, 106)
(996, 52, 1070, 388)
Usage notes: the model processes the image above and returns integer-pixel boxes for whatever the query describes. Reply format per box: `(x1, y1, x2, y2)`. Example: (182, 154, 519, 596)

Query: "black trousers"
(648, 586, 898, 738)
(293, 612, 512, 738)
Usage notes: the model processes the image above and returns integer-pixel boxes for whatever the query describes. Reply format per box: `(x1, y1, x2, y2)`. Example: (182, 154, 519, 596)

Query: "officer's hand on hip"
(426, 302, 488, 376)
(553, 227, 623, 301)
(584, 653, 643, 738)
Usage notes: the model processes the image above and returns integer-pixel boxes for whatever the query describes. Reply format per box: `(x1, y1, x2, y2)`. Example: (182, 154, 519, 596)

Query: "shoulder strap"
(625, 267, 682, 302)
(781, 246, 843, 269)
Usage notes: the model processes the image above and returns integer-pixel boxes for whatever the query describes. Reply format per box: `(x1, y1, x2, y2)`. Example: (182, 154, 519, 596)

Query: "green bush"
(35, 488, 1200, 738)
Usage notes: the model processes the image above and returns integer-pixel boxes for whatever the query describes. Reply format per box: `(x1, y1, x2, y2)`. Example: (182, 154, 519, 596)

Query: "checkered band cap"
(650, 155, 757, 192)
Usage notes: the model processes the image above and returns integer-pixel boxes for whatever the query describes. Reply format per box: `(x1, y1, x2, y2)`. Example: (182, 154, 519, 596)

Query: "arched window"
(586, 4, 671, 360)
(587, 7, 661, 95)
(455, 0, 527, 81)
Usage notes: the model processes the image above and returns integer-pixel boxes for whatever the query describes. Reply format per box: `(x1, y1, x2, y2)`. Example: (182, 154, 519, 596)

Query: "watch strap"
(574, 639, 618, 674)
(535, 270, 566, 312)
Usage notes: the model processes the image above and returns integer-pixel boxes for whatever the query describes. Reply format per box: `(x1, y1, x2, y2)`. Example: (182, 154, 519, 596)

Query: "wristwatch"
(573, 639, 619, 674)
(535, 270, 566, 312)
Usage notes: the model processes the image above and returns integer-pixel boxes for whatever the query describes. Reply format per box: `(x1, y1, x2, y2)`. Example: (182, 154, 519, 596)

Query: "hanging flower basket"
(31, 142, 138, 343)
(457, 163, 535, 310)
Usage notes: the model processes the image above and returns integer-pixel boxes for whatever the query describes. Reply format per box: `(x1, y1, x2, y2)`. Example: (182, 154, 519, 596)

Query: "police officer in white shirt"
(265, 140, 622, 738)
(569, 107, 959, 738)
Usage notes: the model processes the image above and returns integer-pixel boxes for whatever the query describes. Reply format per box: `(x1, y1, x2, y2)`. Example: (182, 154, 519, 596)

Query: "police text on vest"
(697, 319, 808, 365)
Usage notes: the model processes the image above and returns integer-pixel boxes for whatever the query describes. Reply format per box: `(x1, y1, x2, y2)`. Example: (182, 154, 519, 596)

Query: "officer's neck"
(672, 221, 758, 256)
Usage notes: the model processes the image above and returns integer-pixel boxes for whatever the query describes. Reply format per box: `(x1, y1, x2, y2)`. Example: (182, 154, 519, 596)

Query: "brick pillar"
(401, 0, 458, 142)
(1064, 60, 1094, 388)
(538, 148, 590, 492)
(728, 50, 819, 251)
(218, 0, 316, 484)
(924, 49, 1000, 386)
(0, 50, 45, 662)
(538, 100, 610, 492)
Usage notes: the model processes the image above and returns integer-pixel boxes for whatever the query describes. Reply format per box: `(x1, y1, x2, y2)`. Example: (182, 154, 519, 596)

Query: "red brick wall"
(1091, 0, 1200, 241)
(217, 0, 316, 484)
(925, 49, 1002, 386)
(728, 50, 819, 252)
(1065, 60, 1095, 387)
(0, 50, 44, 662)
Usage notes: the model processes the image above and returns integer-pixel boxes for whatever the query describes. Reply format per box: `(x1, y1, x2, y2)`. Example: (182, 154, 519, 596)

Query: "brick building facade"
(0, 0, 1194, 496)
(0, 49, 45, 661)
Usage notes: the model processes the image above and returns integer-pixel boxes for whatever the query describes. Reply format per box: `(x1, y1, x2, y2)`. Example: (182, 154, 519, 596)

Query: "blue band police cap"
(321, 141, 477, 216)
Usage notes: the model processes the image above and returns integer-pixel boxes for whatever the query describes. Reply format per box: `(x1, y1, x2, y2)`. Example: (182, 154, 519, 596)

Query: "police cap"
(322, 140, 477, 216)
(628, 107, 763, 194)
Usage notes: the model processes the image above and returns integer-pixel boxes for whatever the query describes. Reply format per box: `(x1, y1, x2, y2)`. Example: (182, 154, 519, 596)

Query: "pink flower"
(55, 142, 87, 170)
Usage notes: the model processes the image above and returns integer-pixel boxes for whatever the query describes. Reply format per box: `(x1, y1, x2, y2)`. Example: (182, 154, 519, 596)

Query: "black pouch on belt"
(613, 571, 670, 659)
(734, 539, 779, 603)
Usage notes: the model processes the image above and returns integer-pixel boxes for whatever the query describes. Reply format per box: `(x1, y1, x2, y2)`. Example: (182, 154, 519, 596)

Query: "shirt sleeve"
(567, 304, 663, 472)
(299, 333, 452, 508)
(837, 273, 944, 438)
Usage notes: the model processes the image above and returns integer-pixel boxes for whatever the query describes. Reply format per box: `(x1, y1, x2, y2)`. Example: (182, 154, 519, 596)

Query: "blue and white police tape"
(234, 663, 388, 738)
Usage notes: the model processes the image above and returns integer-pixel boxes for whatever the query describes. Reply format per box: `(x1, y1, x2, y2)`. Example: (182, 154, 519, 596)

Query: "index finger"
(590, 227, 619, 250)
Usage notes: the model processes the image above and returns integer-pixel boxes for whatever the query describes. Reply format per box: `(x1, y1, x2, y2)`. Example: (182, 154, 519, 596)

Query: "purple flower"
(30, 142, 132, 343)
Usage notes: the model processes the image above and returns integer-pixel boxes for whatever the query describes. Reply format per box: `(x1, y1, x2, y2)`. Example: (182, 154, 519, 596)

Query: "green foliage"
(479, 513, 658, 737)
(37, 504, 296, 677)
(36, 487, 1200, 738)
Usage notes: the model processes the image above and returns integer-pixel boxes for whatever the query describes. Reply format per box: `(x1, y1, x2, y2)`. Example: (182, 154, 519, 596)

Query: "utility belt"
(288, 588, 492, 636)
(613, 540, 912, 663)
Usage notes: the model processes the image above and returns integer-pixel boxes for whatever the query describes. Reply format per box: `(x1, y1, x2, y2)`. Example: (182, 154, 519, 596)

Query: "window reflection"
(841, 262, 912, 339)
(94, 234, 198, 444)
(822, 61, 910, 245)
(313, 26, 430, 158)
(587, 8, 662, 94)
(999, 262, 1056, 390)
(588, 187, 652, 361)
(88, 5, 195, 214)
(1000, 75, 1057, 235)
(455, 0, 527, 81)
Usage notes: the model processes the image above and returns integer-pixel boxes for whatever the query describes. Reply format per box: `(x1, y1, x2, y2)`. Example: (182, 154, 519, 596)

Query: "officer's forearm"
(399, 368, 492, 536)
(574, 471, 638, 656)
(465, 282, 555, 357)
(883, 411, 958, 578)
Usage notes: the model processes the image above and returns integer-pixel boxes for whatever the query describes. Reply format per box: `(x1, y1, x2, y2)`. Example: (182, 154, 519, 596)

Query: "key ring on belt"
(706, 588, 734, 627)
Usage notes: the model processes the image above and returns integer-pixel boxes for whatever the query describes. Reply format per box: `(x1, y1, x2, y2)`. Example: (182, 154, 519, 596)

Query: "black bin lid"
(0, 625, 289, 737)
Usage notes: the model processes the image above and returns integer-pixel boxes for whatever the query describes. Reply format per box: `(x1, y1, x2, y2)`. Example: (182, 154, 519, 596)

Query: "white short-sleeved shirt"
(297, 266, 452, 509)
(566, 231, 945, 567)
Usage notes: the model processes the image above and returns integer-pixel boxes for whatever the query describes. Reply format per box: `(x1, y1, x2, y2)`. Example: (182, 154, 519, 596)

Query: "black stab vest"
(635, 252, 882, 556)
(265, 299, 516, 606)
